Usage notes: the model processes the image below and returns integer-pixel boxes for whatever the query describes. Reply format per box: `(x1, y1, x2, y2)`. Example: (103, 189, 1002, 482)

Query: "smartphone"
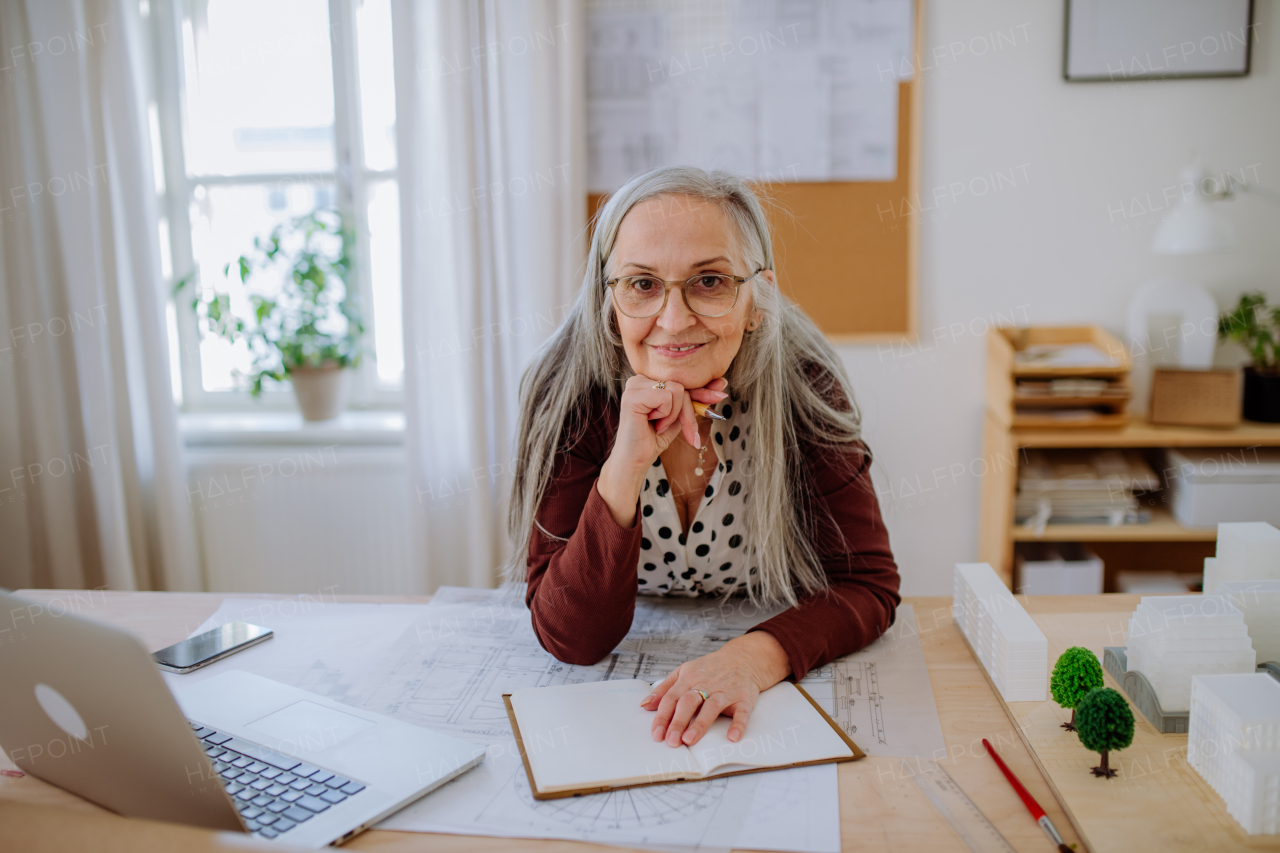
(152, 622, 273, 673)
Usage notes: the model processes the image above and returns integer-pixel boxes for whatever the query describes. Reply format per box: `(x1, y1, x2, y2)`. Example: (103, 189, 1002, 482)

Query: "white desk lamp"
(1125, 161, 1236, 415)
(1151, 162, 1237, 254)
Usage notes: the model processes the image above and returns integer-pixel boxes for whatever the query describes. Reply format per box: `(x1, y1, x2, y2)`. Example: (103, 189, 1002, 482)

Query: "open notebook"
(504, 679, 863, 799)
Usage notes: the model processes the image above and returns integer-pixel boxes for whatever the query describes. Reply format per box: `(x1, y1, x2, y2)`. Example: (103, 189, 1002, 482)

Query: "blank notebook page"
(690, 682, 855, 775)
(510, 679, 854, 793)
(511, 679, 698, 792)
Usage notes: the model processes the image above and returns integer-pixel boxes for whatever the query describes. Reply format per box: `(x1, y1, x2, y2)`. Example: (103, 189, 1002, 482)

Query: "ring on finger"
(653, 381, 666, 390)
(692, 688, 709, 702)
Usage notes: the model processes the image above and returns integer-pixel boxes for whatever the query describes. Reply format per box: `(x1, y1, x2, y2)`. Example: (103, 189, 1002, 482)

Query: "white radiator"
(185, 444, 423, 595)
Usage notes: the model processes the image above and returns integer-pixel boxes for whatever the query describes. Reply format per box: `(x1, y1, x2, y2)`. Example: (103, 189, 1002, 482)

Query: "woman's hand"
(641, 631, 791, 747)
(596, 374, 727, 527)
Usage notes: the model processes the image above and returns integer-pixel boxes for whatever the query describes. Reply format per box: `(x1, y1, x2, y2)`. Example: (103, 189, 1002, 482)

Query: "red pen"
(982, 738, 1071, 853)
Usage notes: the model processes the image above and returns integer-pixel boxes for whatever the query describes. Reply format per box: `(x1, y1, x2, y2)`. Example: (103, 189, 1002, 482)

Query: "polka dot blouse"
(637, 396, 756, 597)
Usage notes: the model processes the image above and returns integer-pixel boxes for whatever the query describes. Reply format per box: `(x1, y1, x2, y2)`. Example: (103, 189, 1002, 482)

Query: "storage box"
(1166, 449, 1280, 528)
(1150, 368, 1242, 427)
(1016, 543, 1103, 595)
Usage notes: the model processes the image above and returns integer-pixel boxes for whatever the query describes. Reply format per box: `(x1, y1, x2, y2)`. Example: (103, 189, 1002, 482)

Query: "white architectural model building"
(1188, 673, 1280, 835)
(953, 563, 1047, 702)
(1217, 580, 1280, 665)
(1125, 596, 1256, 713)
(1202, 522, 1280, 665)
(1203, 521, 1280, 594)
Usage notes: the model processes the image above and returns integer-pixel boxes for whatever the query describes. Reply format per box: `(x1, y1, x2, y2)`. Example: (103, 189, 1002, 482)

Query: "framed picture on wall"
(1063, 0, 1254, 81)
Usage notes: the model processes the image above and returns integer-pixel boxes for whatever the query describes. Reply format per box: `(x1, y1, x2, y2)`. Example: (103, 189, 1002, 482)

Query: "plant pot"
(288, 364, 350, 421)
(1243, 366, 1280, 423)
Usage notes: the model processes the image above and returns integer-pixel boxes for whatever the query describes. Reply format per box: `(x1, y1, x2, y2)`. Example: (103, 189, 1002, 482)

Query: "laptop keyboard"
(188, 721, 366, 840)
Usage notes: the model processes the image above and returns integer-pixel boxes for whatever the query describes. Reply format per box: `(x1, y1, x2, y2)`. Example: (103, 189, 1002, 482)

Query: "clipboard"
(503, 683, 865, 801)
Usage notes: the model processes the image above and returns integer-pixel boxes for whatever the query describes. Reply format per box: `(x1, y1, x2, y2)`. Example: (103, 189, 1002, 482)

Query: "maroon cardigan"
(524, 390, 901, 680)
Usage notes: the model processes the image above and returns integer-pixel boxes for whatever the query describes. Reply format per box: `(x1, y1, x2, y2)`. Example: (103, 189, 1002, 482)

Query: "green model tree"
(1075, 687, 1134, 779)
(1050, 646, 1104, 731)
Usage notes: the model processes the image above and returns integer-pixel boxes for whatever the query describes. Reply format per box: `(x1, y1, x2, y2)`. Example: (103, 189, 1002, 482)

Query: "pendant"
(694, 467, 703, 476)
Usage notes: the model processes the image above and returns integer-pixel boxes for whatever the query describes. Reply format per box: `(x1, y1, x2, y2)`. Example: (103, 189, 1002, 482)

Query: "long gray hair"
(506, 166, 862, 607)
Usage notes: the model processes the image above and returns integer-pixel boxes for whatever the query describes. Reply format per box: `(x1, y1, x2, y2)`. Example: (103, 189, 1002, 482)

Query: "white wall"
(845, 0, 1280, 596)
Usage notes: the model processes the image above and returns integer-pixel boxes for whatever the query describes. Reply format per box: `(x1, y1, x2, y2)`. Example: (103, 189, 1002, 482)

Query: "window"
(152, 0, 402, 410)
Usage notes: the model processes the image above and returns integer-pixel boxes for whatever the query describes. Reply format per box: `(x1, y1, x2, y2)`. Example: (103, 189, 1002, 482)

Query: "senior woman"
(508, 166, 900, 751)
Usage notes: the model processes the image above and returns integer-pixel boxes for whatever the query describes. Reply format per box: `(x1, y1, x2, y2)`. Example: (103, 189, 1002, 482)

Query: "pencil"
(982, 738, 1071, 853)
(691, 401, 726, 421)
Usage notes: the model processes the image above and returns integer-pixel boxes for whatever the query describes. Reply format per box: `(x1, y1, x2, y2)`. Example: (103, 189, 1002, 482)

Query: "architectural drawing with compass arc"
(488, 767, 734, 832)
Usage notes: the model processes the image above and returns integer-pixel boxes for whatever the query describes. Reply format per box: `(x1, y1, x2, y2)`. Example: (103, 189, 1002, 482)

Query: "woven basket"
(1149, 369, 1242, 427)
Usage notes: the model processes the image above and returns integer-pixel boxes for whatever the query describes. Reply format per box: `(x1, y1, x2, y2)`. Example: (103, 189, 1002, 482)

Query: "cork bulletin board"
(587, 0, 921, 343)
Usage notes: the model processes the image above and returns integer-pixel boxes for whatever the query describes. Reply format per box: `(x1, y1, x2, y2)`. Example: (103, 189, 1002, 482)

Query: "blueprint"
(586, 0, 915, 190)
(797, 613, 947, 760)
(176, 589, 942, 852)
(366, 588, 835, 850)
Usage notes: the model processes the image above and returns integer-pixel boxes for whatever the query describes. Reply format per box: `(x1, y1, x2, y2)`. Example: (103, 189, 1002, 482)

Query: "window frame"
(151, 0, 402, 413)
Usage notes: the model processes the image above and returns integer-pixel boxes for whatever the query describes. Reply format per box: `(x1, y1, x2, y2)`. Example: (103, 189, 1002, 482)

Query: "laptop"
(0, 589, 485, 847)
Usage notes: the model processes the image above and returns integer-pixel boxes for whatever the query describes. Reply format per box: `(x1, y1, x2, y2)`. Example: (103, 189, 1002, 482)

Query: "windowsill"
(180, 410, 405, 447)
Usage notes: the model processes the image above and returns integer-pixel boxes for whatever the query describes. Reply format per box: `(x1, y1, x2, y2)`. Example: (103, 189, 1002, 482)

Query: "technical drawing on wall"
(585, 0, 916, 190)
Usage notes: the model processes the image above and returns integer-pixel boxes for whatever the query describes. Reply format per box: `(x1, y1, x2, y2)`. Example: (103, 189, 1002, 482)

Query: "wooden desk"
(0, 591, 1138, 852)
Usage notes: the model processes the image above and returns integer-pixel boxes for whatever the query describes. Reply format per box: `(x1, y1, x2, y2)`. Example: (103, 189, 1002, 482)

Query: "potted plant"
(1219, 292, 1280, 422)
(175, 209, 364, 421)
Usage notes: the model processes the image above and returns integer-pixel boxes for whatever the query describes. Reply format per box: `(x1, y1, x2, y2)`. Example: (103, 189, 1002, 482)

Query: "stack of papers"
(1115, 571, 1199, 594)
(1188, 674, 1280, 835)
(1013, 343, 1120, 368)
(1015, 378, 1127, 398)
(953, 563, 1047, 702)
(1016, 449, 1158, 528)
(1125, 596, 1256, 712)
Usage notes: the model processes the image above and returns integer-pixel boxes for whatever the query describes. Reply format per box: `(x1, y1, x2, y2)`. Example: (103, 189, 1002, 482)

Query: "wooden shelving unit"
(1013, 419, 1280, 449)
(979, 328, 1280, 590)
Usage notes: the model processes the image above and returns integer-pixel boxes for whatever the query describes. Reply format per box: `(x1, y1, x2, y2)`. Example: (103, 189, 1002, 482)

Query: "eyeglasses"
(605, 269, 762, 319)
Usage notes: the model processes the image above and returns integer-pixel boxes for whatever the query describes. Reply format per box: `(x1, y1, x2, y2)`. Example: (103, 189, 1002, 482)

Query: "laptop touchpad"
(247, 700, 375, 753)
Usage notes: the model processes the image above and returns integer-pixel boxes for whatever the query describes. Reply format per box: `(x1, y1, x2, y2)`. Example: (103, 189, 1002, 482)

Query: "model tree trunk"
(1061, 708, 1076, 732)
(1091, 750, 1117, 779)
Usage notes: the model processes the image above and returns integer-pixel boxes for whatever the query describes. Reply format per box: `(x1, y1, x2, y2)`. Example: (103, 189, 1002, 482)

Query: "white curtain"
(392, 0, 586, 589)
(0, 0, 200, 591)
